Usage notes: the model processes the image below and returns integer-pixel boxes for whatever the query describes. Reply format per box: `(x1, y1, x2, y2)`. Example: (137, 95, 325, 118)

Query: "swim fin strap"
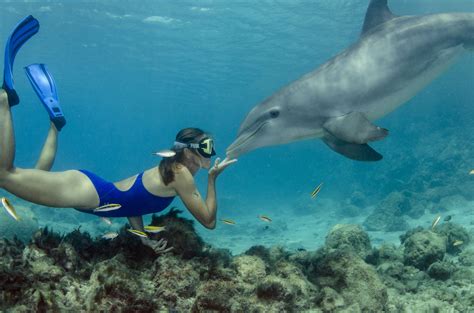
(25, 64, 66, 131)
(2, 15, 40, 106)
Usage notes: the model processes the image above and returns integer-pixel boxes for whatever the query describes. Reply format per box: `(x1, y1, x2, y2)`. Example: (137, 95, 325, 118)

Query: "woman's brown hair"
(159, 128, 207, 185)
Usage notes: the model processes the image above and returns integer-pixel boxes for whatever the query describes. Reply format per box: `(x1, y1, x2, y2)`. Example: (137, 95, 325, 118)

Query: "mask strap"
(174, 141, 201, 149)
(174, 141, 204, 166)
(173, 141, 187, 149)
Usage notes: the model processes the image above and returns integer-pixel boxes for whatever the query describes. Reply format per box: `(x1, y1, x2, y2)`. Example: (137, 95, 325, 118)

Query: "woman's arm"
(172, 158, 237, 229)
(127, 216, 144, 231)
(127, 216, 173, 254)
(172, 169, 217, 229)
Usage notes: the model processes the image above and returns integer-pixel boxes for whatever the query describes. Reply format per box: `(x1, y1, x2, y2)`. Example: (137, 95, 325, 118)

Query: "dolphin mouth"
(227, 122, 268, 155)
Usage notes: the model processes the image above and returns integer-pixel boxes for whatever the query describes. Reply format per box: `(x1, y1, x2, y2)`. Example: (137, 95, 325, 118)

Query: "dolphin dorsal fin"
(361, 0, 397, 36)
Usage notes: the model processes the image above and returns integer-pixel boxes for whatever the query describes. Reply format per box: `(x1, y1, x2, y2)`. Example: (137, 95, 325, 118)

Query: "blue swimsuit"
(75, 170, 175, 218)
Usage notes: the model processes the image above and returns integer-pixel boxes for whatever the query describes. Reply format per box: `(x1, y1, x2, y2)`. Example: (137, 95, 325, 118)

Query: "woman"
(0, 88, 237, 253)
(1, 15, 237, 253)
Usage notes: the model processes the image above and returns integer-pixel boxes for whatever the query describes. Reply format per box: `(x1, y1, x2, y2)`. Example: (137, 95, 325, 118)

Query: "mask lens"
(198, 138, 216, 158)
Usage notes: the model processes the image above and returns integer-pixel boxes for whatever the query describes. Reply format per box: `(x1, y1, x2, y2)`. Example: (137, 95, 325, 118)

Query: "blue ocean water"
(0, 0, 473, 253)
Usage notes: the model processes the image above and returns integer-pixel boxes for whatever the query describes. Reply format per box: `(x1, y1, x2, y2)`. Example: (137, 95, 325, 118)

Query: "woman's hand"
(141, 237, 174, 255)
(208, 157, 237, 178)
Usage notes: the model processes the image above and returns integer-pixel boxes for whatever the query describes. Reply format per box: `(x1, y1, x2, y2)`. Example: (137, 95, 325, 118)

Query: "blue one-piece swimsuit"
(75, 170, 175, 218)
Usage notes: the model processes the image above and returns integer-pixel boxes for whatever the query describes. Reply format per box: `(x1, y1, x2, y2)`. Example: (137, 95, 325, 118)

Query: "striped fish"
(144, 225, 166, 233)
(220, 219, 236, 225)
(93, 203, 121, 213)
(311, 183, 323, 199)
(1, 197, 20, 221)
(100, 217, 113, 225)
(258, 215, 272, 222)
(102, 232, 119, 240)
(431, 215, 441, 230)
(127, 229, 148, 238)
(153, 150, 176, 158)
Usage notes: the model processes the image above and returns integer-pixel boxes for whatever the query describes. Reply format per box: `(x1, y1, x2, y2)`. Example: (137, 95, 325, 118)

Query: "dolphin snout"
(226, 120, 269, 158)
(226, 138, 244, 158)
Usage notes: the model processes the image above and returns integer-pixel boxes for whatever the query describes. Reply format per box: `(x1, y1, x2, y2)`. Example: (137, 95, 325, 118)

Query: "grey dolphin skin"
(226, 0, 474, 161)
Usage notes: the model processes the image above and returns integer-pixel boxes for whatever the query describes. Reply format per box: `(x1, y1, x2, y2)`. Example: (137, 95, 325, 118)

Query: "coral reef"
(149, 207, 205, 259)
(325, 224, 371, 259)
(310, 249, 388, 311)
(402, 229, 446, 270)
(364, 177, 472, 233)
(0, 209, 472, 312)
(427, 261, 456, 280)
(434, 222, 470, 254)
(363, 192, 410, 231)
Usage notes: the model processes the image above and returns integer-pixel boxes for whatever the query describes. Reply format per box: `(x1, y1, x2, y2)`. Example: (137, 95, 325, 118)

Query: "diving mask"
(174, 137, 216, 158)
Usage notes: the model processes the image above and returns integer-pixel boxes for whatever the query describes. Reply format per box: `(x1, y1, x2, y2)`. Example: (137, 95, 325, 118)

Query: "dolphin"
(226, 0, 474, 161)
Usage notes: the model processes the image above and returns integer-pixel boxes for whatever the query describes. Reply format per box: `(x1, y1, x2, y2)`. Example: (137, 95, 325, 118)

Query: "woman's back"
(113, 167, 177, 198)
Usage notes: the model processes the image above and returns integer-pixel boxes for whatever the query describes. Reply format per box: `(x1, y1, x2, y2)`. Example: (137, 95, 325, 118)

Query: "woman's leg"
(35, 122, 58, 171)
(0, 89, 99, 209)
(1, 168, 100, 208)
(0, 90, 15, 171)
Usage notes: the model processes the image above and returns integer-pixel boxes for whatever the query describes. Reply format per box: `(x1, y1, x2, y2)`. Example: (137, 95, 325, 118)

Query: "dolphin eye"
(269, 110, 279, 118)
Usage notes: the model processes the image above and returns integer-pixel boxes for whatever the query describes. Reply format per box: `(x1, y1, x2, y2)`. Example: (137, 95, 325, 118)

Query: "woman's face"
(194, 135, 214, 170)
(184, 149, 211, 172)
(199, 154, 211, 169)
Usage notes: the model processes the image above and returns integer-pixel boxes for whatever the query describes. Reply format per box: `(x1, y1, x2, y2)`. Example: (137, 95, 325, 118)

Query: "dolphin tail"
(322, 132, 383, 162)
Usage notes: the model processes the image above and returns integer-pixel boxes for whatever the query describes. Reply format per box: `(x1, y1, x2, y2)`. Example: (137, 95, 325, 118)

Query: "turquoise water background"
(0, 1, 473, 250)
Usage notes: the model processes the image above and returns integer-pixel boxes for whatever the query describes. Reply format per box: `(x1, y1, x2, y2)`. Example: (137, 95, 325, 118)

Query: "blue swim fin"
(25, 64, 66, 131)
(2, 15, 40, 106)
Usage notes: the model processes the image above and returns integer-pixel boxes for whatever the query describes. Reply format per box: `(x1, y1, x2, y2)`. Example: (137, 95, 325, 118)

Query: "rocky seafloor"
(1, 208, 473, 312)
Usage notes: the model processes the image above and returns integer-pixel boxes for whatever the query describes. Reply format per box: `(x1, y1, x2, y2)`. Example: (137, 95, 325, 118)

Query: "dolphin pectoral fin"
(323, 112, 389, 144)
(361, 0, 397, 36)
(322, 132, 383, 162)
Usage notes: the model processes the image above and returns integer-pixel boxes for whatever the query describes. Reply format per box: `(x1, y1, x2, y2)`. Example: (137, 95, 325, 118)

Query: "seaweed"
(32, 227, 63, 251)
(150, 207, 205, 259)
(1, 212, 472, 312)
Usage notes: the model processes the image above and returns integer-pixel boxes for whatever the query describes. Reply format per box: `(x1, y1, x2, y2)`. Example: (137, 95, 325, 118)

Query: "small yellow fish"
(100, 217, 112, 225)
(311, 183, 323, 199)
(470, 170, 474, 175)
(93, 203, 122, 213)
(452, 240, 463, 246)
(431, 215, 441, 230)
(1, 197, 20, 221)
(144, 225, 166, 233)
(127, 229, 148, 238)
(152, 150, 176, 158)
(258, 215, 272, 222)
(220, 219, 236, 225)
(102, 232, 119, 240)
